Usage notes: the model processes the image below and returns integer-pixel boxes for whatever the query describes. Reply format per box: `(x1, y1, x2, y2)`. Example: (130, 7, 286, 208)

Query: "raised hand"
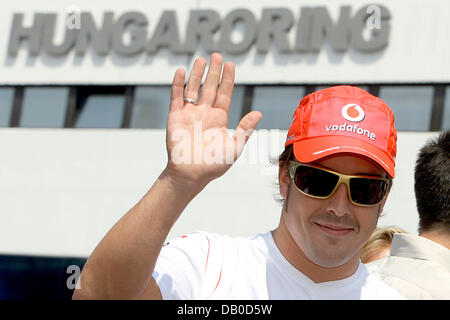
(165, 53, 262, 187)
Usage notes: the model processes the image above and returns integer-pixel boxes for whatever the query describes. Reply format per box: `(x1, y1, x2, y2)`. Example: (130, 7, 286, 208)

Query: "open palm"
(165, 53, 262, 186)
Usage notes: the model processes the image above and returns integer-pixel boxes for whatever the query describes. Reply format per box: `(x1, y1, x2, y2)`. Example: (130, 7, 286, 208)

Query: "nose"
(326, 183, 352, 217)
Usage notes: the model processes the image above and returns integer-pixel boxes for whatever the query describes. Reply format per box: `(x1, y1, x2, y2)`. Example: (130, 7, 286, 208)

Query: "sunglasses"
(288, 161, 392, 207)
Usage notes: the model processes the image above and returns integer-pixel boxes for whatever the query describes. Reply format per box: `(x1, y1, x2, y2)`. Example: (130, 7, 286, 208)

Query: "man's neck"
(419, 229, 450, 250)
(271, 217, 361, 283)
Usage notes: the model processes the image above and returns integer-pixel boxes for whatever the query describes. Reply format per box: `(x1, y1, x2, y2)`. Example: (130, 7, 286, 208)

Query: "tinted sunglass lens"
(350, 178, 388, 205)
(294, 166, 339, 197)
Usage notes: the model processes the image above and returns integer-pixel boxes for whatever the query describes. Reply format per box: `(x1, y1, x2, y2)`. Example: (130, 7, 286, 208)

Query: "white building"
(0, 0, 448, 299)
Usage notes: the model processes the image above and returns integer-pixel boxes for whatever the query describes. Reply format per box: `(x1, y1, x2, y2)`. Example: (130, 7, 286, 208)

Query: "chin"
(307, 248, 356, 268)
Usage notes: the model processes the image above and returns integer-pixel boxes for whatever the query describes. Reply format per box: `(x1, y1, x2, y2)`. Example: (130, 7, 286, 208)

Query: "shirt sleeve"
(152, 231, 222, 300)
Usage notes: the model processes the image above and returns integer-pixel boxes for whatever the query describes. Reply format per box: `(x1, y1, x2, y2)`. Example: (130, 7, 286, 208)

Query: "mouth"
(314, 222, 355, 237)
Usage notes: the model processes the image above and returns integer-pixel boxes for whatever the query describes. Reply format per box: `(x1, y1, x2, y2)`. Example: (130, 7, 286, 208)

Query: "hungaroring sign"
(7, 5, 390, 58)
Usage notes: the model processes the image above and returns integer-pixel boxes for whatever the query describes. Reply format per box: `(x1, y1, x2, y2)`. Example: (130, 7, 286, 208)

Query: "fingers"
(169, 68, 185, 112)
(179, 54, 234, 111)
(214, 62, 235, 112)
(198, 53, 223, 106)
(184, 57, 207, 102)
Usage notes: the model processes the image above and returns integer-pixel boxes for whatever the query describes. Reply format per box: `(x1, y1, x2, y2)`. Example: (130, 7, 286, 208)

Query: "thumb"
(234, 110, 263, 133)
(233, 110, 263, 156)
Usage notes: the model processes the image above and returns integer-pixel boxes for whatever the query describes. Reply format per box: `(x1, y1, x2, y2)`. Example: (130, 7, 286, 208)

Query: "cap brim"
(292, 136, 395, 178)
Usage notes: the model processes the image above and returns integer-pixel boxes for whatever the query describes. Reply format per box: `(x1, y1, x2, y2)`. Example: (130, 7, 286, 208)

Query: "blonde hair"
(361, 226, 408, 264)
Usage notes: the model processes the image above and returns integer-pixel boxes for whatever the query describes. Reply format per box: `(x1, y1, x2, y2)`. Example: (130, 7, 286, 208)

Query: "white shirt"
(367, 233, 450, 299)
(153, 230, 404, 300)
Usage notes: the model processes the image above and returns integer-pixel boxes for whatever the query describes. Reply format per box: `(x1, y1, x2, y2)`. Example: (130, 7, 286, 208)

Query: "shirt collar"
(390, 233, 450, 270)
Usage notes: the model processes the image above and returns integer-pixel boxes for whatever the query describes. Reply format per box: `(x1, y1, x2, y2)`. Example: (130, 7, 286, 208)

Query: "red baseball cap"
(285, 86, 397, 178)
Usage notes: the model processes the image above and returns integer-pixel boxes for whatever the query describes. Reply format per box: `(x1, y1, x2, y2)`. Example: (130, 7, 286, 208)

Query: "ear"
(279, 163, 290, 200)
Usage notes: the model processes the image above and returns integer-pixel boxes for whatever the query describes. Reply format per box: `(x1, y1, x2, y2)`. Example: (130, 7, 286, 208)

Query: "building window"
(442, 86, 450, 131)
(0, 254, 86, 300)
(130, 85, 245, 129)
(379, 86, 434, 131)
(225, 85, 245, 130)
(315, 85, 369, 92)
(74, 87, 127, 128)
(0, 88, 14, 127)
(131, 86, 171, 129)
(1, 84, 448, 131)
(252, 86, 305, 129)
(20, 87, 68, 128)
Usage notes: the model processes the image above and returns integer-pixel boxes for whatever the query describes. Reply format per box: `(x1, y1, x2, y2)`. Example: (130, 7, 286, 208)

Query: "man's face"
(280, 155, 389, 268)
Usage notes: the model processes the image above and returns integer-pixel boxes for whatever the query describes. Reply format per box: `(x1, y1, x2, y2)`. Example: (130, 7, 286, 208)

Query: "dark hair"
(270, 145, 295, 205)
(414, 131, 450, 234)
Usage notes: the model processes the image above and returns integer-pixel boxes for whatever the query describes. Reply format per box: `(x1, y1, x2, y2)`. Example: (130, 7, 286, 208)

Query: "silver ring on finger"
(183, 97, 197, 105)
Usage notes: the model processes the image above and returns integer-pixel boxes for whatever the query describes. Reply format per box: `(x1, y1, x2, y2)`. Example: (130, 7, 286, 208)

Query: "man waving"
(73, 53, 404, 300)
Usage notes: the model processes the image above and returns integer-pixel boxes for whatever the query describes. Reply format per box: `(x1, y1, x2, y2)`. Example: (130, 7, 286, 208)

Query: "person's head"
(277, 85, 397, 268)
(361, 226, 408, 264)
(414, 131, 450, 236)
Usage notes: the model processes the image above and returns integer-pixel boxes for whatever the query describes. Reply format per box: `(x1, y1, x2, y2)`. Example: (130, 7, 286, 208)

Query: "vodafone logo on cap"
(341, 104, 365, 122)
